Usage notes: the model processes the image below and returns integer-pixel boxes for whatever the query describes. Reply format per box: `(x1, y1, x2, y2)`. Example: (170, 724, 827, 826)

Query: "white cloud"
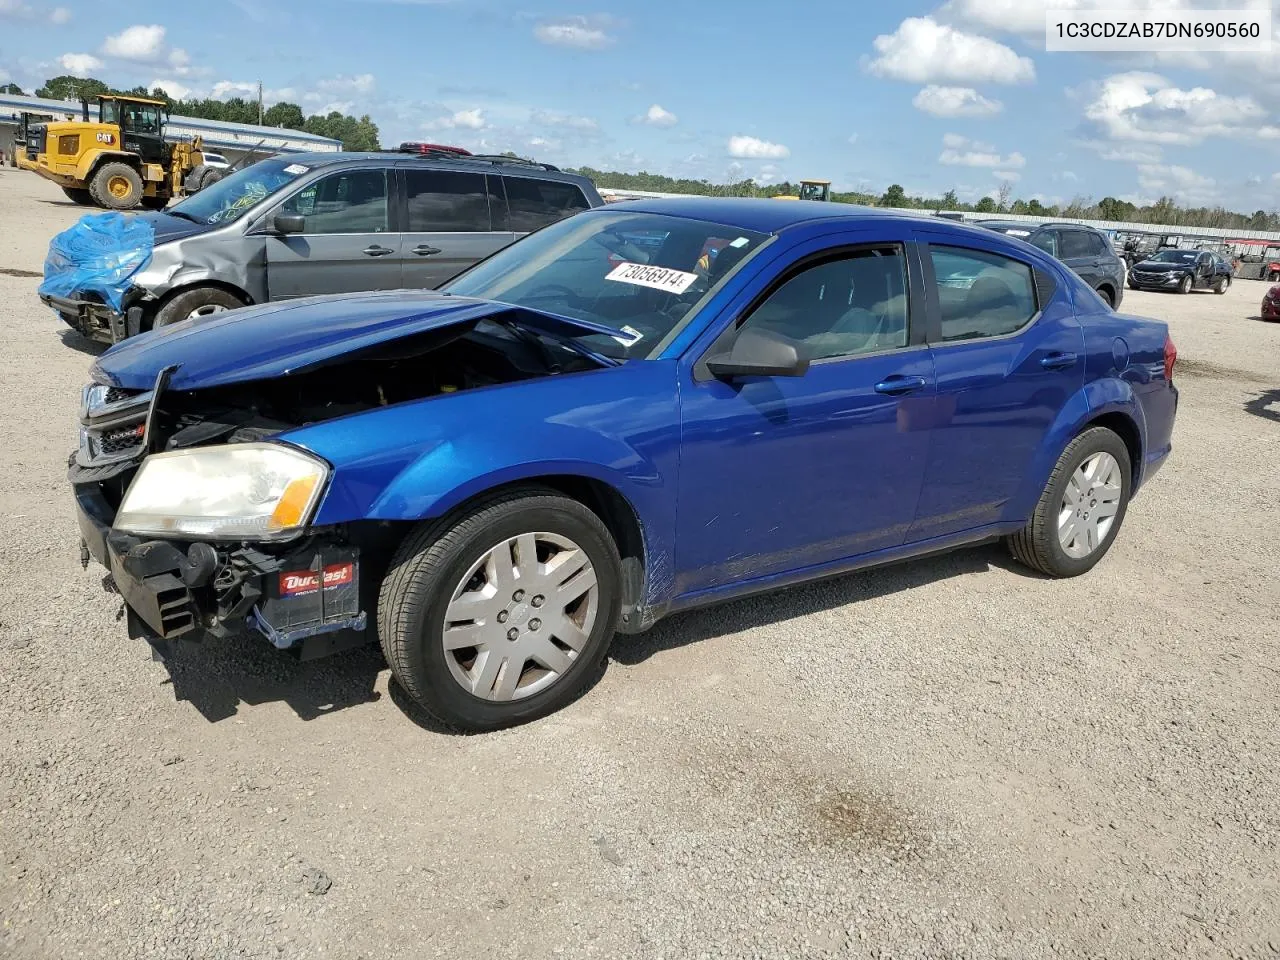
(865, 16, 1034, 85)
(58, 52, 104, 74)
(939, 133, 1025, 169)
(1136, 162, 1216, 203)
(993, 170, 1021, 181)
(847, 133, 859, 145)
(634, 103, 677, 127)
(531, 108, 599, 131)
(0, 0, 70, 23)
(533, 16, 615, 50)
(727, 135, 790, 159)
(317, 74, 376, 96)
(150, 77, 192, 99)
(102, 24, 167, 62)
(424, 108, 488, 131)
(1085, 71, 1276, 145)
(912, 85, 1004, 118)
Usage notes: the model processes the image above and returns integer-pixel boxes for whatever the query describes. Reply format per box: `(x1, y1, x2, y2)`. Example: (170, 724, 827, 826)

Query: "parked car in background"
(40, 152, 602, 344)
(1128, 249, 1233, 294)
(1263, 284, 1280, 320)
(977, 221, 1125, 309)
(200, 151, 230, 171)
(71, 199, 1179, 730)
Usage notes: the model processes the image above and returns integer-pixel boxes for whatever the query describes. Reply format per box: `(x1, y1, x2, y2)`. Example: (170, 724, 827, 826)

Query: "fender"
(282, 360, 683, 602)
(79, 150, 137, 182)
(1003, 377, 1144, 523)
(152, 271, 255, 307)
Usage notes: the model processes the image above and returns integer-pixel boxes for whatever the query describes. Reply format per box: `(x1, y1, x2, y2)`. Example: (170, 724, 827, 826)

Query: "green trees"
(880, 184, 907, 207)
(35, 75, 110, 100)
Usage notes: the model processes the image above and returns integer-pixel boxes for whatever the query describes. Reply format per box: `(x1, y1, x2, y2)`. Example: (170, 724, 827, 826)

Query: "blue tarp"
(39, 213, 154, 312)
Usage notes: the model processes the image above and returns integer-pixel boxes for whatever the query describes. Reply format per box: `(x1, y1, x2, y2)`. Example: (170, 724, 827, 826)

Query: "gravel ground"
(0, 168, 1277, 959)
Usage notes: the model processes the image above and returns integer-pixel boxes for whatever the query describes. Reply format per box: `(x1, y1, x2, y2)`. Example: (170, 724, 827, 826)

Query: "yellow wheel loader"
(773, 179, 832, 202)
(26, 95, 205, 211)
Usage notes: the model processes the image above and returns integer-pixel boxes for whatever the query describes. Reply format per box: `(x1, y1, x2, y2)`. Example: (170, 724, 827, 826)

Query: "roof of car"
(277, 151, 592, 183)
(597, 196, 951, 234)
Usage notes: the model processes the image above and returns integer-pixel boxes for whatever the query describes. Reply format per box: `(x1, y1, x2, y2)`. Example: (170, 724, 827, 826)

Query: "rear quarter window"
(504, 177, 590, 233)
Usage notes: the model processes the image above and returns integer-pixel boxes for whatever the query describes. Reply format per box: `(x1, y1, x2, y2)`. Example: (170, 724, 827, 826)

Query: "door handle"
(362, 245, 395, 257)
(411, 244, 442, 256)
(1040, 352, 1078, 370)
(873, 375, 928, 395)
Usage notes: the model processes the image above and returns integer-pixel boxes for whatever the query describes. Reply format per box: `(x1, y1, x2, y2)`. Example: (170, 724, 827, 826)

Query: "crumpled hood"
(91, 290, 625, 391)
(136, 210, 219, 245)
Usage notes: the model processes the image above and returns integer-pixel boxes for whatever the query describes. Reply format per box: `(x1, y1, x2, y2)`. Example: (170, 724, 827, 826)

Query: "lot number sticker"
(606, 262, 698, 295)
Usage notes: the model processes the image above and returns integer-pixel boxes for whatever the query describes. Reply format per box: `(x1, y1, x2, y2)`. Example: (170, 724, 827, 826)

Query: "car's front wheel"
(1007, 426, 1132, 578)
(378, 490, 622, 731)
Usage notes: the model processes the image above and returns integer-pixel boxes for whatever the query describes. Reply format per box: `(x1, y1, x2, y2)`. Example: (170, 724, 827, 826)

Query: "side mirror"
(272, 213, 305, 235)
(705, 327, 809, 381)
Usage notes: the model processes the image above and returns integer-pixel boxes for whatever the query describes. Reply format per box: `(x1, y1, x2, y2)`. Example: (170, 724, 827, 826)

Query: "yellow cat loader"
(773, 179, 832, 202)
(27, 95, 204, 211)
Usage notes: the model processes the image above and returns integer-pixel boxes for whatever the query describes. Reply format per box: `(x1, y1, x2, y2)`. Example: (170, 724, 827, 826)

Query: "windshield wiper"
(165, 209, 204, 224)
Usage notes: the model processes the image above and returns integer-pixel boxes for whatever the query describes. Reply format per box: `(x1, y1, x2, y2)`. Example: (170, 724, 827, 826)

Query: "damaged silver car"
(40, 151, 602, 344)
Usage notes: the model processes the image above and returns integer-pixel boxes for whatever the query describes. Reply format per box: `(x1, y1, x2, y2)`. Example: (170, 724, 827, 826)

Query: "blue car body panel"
(91, 199, 1179, 626)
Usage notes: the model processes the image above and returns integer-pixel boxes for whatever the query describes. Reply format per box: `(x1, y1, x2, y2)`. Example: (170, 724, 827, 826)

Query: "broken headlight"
(115, 442, 329, 541)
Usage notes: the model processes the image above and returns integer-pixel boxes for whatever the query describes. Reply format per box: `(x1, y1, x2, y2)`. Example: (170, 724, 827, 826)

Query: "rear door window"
(503, 177, 590, 233)
(929, 246, 1039, 342)
(404, 169, 494, 232)
(1059, 230, 1093, 260)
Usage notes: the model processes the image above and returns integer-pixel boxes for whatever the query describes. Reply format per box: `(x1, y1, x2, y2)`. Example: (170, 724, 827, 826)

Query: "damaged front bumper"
(41, 290, 146, 345)
(74, 479, 370, 661)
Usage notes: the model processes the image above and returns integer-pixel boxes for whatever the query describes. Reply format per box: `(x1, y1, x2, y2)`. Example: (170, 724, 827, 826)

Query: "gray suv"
(41, 152, 603, 344)
(977, 220, 1126, 310)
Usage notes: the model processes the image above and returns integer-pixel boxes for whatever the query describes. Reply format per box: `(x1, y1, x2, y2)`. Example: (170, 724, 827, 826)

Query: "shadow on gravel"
(1244, 388, 1280, 424)
(155, 635, 384, 722)
(611, 542, 1008, 666)
(58, 329, 108, 356)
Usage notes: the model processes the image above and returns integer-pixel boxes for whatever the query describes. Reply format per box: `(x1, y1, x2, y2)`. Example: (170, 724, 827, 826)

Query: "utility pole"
(258, 80, 264, 125)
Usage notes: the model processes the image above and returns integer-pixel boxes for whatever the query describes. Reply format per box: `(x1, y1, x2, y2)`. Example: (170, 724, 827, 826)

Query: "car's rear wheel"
(1177, 274, 1193, 294)
(1096, 285, 1114, 308)
(378, 490, 622, 731)
(1214, 276, 1230, 294)
(152, 287, 245, 328)
(1007, 426, 1132, 578)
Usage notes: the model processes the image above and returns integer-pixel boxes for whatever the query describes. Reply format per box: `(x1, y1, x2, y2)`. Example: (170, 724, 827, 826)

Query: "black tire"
(199, 168, 225, 190)
(1096, 285, 1114, 308)
(1007, 426, 1132, 579)
(61, 186, 94, 205)
(89, 162, 143, 210)
(378, 489, 622, 731)
(1177, 274, 1193, 294)
(140, 195, 168, 211)
(1213, 276, 1229, 295)
(184, 163, 210, 193)
(152, 287, 245, 328)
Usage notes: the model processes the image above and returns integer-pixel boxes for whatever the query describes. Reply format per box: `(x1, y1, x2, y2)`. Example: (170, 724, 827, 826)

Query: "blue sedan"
(72, 199, 1179, 730)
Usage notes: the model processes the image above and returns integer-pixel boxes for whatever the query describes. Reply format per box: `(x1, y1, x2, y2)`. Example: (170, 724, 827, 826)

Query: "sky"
(2, 0, 1279, 211)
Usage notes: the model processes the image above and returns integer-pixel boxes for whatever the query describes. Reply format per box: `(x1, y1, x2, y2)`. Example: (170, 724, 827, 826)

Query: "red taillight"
(1163, 335, 1177, 382)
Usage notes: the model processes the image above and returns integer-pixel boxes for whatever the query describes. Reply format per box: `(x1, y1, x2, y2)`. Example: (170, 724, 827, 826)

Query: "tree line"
(11, 75, 380, 152)
(574, 166, 1280, 233)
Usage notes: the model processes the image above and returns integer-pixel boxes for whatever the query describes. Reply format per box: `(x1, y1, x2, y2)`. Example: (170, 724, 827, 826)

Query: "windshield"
(1149, 250, 1198, 263)
(168, 157, 309, 226)
(441, 211, 770, 359)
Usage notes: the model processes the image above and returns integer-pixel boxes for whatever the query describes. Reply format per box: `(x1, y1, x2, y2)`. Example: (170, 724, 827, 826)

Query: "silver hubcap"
(1059, 452, 1123, 559)
(187, 303, 228, 320)
(442, 532, 598, 701)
